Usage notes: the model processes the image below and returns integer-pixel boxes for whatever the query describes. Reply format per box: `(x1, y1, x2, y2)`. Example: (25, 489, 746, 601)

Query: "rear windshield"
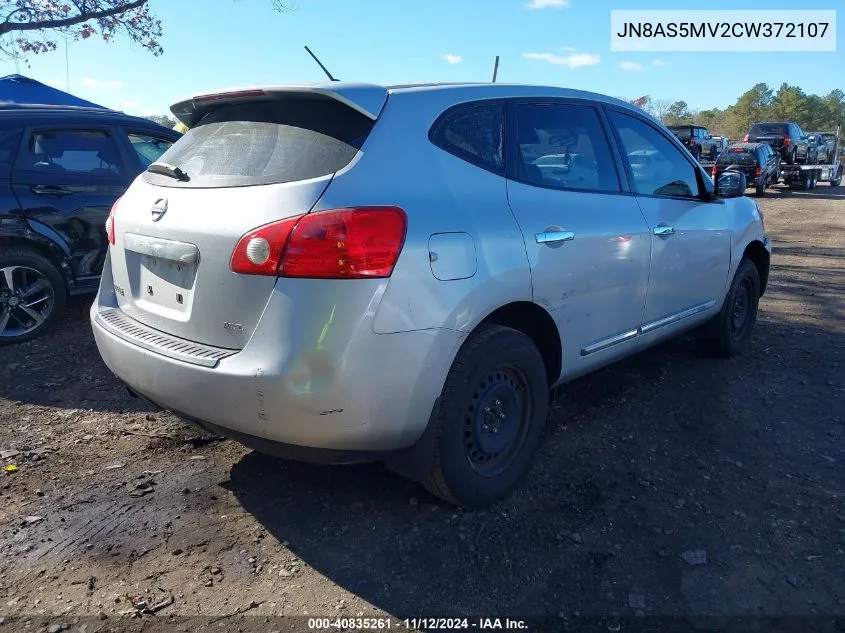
(750, 123, 787, 137)
(142, 99, 374, 188)
(668, 127, 692, 140)
(717, 148, 756, 165)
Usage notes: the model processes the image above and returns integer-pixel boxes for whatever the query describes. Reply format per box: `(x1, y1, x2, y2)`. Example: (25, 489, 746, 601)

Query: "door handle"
(535, 230, 575, 244)
(653, 226, 675, 237)
(31, 185, 73, 196)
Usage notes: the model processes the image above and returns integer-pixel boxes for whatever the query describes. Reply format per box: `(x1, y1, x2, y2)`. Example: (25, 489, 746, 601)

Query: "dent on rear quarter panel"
(313, 90, 532, 335)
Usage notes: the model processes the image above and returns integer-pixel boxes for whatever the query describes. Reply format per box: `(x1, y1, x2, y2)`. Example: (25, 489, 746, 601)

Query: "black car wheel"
(422, 324, 549, 507)
(785, 148, 797, 165)
(0, 248, 66, 346)
(755, 180, 765, 197)
(697, 259, 760, 358)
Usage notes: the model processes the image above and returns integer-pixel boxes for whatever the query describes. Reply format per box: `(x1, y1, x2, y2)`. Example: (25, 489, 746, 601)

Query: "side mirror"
(715, 170, 746, 198)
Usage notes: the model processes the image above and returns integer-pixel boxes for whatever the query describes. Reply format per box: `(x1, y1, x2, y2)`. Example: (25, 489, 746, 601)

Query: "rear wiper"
(147, 162, 189, 181)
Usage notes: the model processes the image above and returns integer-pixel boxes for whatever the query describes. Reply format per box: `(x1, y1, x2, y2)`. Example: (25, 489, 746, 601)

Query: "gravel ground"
(0, 185, 843, 632)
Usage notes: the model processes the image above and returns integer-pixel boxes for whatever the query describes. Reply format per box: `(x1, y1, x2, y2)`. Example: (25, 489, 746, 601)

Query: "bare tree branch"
(0, 0, 148, 36)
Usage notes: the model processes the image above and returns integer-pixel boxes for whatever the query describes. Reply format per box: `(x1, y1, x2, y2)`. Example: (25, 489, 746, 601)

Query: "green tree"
(145, 114, 177, 129)
(724, 83, 773, 140)
(664, 100, 691, 125)
(771, 83, 810, 123)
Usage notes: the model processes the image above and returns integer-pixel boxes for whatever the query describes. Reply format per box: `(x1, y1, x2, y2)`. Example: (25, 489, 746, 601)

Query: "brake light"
(755, 167, 762, 176)
(194, 89, 266, 103)
(106, 197, 120, 246)
(231, 207, 407, 279)
(783, 134, 791, 146)
(711, 165, 717, 178)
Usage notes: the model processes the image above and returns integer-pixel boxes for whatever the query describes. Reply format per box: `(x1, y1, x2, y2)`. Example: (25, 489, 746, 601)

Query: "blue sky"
(1, 0, 841, 117)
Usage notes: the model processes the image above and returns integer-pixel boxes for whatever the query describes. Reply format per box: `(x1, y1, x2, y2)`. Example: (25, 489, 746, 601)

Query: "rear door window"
(717, 147, 756, 166)
(513, 103, 619, 192)
(19, 129, 125, 176)
(127, 132, 175, 169)
(144, 99, 375, 188)
(430, 103, 505, 175)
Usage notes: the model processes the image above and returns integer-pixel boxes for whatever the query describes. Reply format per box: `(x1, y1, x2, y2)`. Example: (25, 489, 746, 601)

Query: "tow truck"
(777, 126, 842, 189)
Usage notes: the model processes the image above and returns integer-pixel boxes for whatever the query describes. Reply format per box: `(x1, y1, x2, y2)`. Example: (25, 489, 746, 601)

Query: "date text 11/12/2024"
(307, 617, 529, 630)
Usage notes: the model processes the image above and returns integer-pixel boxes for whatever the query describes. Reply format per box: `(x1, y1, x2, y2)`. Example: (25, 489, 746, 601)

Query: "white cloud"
(619, 61, 645, 71)
(525, 0, 569, 9)
(523, 51, 600, 68)
(141, 109, 160, 117)
(122, 100, 138, 109)
(443, 54, 463, 64)
(652, 58, 669, 67)
(81, 77, 123, 89)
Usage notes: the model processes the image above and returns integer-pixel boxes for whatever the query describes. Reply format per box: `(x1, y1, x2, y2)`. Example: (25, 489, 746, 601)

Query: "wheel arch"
(743, 240, 770, 297)
(0, 233, 73, 295)
(476, 301, 562, 387)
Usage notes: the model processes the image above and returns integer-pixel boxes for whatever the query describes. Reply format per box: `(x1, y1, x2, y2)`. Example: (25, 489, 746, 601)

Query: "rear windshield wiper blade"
(147, 162, 189, 181)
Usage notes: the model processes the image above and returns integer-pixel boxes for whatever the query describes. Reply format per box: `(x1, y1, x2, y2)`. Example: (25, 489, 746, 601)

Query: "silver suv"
(91, 82, 771, 507)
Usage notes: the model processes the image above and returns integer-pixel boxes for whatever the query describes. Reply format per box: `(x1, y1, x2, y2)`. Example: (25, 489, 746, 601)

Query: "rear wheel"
(830, 167, 842, 187)
(697, 259, 760, 358)
(754, 180, 765, 197)
(0, 248, 66, 346)
(785, 148, 797, 165)
(422, 324, 549, 508)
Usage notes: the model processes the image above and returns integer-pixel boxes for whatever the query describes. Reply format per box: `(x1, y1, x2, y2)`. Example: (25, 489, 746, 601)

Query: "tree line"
(629, 83, 844, 140)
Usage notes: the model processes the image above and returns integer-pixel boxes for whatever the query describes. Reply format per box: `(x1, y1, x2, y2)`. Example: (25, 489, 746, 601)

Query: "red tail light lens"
(231, 207, 407, 279)
(106, 197, 120, 246)
(711, 165, 717, 178)
(755, 167, 762, 176)
(783, 134, 791, 146)
(230, 215, 303, 275)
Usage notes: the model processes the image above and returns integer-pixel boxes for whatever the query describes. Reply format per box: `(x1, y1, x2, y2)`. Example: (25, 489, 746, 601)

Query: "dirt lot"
(1, 185, 844, 632)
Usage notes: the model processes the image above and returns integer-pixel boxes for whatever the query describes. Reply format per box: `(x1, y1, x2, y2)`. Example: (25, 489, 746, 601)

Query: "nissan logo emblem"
(151, 198, 168, 222)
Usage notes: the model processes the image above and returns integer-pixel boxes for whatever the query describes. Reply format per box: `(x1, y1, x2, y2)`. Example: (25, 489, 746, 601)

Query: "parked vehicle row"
(89, 82, 770, 507)
(0, 105, 180, 343)
(745, 121, 818, 165)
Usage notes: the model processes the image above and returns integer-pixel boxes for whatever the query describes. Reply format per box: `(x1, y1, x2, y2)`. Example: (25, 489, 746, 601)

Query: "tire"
(710, 145, 718, 161)
(697, 259, 760, 358)
(830, 167, 842, 187)
(754, 180, 765, 197)
(0, 247, 67, 346)
(809, 172, 817, 190)
(422, 324, 549, 508)
(785, 148, 796, 165)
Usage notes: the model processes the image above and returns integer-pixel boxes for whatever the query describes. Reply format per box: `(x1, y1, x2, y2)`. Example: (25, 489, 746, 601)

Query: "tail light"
(231, 207, 407, 279)
(743, 134, 750, 142)
(711, 165, 717, 178)
(105, 197, 120, 246)
(755, 167, 762, 176)
(783, 134, 791, 146)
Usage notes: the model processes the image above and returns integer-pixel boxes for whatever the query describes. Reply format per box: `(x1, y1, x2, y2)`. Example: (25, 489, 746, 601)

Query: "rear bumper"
(91, 286, 465, 454)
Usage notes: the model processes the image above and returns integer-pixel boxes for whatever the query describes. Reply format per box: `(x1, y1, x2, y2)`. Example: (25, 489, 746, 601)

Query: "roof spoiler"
(170, 82, 388, 128)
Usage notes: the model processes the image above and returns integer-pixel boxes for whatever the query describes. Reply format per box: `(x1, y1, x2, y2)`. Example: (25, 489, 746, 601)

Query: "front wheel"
(0, 247, 67, 346)
(422, 324, 549, 507)
(697, 259, 761, 358)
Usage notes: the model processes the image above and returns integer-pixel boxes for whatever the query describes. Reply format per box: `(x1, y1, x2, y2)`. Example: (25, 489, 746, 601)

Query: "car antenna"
(304, 46, 339, 82)
(492, 55, 500, 83)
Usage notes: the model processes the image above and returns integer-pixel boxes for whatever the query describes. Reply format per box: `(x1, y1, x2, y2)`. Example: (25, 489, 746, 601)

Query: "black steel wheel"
(697, 258, 761, 358)
(422, 324, 549, 507)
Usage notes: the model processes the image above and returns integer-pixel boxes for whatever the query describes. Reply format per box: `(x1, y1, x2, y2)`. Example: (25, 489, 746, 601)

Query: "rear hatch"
(107, 86, 384, 349)
(748, 123, 787, 149)
(714, 147, 758, 179)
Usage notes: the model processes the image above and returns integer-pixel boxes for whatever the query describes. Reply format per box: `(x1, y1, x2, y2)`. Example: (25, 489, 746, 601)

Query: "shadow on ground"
(230, 311, 845, 618)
